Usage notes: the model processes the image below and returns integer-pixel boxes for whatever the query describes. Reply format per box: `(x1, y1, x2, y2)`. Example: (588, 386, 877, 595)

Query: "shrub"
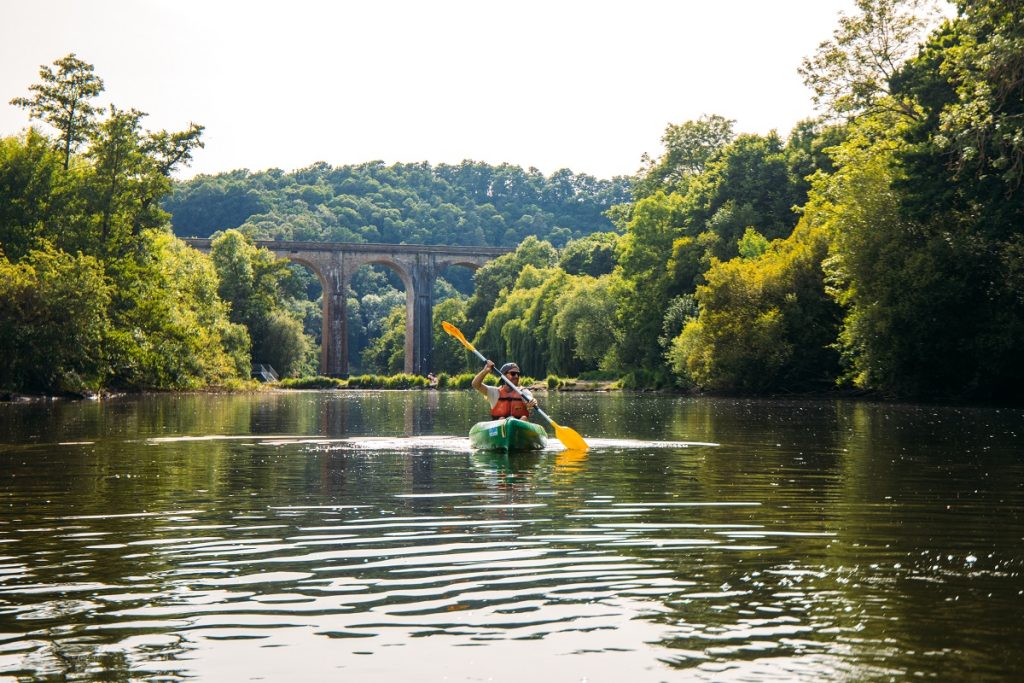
(278, 376, 346, 389)
(444, 373, 476, 389)
(578, 369, 620, 381)
(345, 373, 429, 389)
(620, 368, 672, 390)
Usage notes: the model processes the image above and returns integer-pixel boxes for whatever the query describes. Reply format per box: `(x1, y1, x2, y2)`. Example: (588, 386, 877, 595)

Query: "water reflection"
(0, 392, 1022, 681)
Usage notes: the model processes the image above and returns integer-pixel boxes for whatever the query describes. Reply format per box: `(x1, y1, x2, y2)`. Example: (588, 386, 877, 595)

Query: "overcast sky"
(1, 0, 860, 180)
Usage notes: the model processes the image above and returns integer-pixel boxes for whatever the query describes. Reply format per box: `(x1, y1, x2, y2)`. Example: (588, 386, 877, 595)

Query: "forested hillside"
(164, 162, 631, 248)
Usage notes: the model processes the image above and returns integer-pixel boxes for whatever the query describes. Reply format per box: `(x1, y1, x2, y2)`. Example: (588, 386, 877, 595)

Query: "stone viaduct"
(184, 238, 511, 377)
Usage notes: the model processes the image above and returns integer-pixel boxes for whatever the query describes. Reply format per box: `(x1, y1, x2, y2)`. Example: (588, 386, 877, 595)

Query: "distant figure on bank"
(426, 372, 437, 388)
(472, 360, 538, 420)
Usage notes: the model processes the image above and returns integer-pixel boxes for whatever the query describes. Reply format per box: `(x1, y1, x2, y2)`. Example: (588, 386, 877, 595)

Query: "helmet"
(499, 363, 520, 375)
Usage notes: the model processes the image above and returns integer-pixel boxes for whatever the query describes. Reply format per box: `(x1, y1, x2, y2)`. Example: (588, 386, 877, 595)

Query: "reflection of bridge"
(184, 239, 511, 376)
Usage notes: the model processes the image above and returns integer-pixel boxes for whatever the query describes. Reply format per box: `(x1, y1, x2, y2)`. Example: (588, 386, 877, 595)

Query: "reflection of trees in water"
(4, 392, 1023, 680)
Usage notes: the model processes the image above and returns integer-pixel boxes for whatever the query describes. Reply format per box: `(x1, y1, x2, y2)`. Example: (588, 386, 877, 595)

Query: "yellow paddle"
(441, 320, 589, 451)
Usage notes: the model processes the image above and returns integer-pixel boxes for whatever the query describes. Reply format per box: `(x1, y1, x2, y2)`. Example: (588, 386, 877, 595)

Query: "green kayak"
(469, 417, 548, 452)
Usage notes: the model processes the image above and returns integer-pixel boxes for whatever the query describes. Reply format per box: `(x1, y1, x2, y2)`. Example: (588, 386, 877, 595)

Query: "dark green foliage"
(0, 246, 110, 393)
(210, 229, 314, 378)
(431, 296, 473, 374)
(162, 170, 270, 237)
(831, 1, 1024, 400)
(690, 133, 804, 248)
(165, 160, 631, 248)
(558, 232, 619, 276)
(359, 306, 405, 374)
(0, 130, 68, 261)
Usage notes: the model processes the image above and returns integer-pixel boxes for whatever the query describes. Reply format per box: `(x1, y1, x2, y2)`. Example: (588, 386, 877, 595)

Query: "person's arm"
(471, 360, 494, 398)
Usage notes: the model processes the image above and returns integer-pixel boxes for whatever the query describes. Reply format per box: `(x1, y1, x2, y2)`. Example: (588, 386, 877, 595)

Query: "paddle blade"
(550, 420, 589, 451)
(441, 320, 473, 351)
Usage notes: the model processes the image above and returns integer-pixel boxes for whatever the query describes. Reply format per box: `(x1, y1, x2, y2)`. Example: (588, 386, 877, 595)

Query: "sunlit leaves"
(0, 245, 110, 392)
(9, 53, 104, 169)
(799, 0, 942, 120)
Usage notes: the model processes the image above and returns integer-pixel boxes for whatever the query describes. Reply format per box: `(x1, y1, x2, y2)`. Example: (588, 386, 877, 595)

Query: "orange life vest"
(490, 385, 530, 419)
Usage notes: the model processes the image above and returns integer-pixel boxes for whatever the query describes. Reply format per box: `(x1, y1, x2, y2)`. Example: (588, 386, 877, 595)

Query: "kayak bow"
(469, 417, 548, 452)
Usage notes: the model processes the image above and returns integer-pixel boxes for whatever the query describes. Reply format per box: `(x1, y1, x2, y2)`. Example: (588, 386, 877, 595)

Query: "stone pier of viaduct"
(184, 238, 511, 377)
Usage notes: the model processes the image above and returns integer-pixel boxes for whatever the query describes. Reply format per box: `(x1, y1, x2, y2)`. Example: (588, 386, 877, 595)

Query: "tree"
(431, 296, 472, 373)
(261, 310, 314, 377)
(737, 227, 769, 260)
(10, 54, 105, 169)
(210, 229, 310, 374)
(558, 232, 619, 277)
(360, 306, 405, 373)
(473, 266, 567, 376)
(105, 231, 250, 389)
(827, 3, 1024, 400)
(87, 106, 204, 255)
(635, 115, 735, 197)
(668, 217, 840, 393)
(902, 1, 1024, 191)
(463, 236, 557, 336)
(613, 191, 689, 372)
(551, 274, 624, 374)
(0, 130, 68, 260)
(690, 132, 803, 247)
(799, 0, 942, 120)
(0, 245, 110, 393)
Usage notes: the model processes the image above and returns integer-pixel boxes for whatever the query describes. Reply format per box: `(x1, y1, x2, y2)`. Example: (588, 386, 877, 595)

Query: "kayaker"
(472, 360, 538, 420)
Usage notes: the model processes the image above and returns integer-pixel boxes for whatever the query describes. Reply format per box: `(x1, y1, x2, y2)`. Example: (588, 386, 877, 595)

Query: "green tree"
(360, 306, 405, 373)
(473, 266, 567, 375)
(689, 132, 802, 248)
(635, 115, 735, 197)
(551, 273, 624, 374)
(558, 232, 619, 277)
(825, 3, 1024, 400)
(799, 0, 941, 120)
(613, 190, 689, 373)
(463, 236, 557, 336)
(2, 55, 246, 394)
(431, 296, 472, 373)
(9, 53, 104, 169)
(210, 229, 310, 376)
(737, 227, 769, 259)
(261, 310, 314, 377)
(0, 130, 68, 261)
(105, 231, 249, 389)
(0, 245, 110, 393)
(668, 217, 840, 393)
(86, 107, 204, 256)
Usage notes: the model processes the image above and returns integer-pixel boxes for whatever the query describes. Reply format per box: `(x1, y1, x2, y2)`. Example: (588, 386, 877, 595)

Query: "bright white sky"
(1, 0, 860, 181)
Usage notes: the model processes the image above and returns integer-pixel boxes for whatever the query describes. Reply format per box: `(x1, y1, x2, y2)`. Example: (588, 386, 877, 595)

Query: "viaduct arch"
(184, 238, 511, 377)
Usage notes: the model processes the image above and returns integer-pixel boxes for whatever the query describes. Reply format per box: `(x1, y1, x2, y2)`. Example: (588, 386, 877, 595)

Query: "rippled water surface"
(1, 391, 1022, 681)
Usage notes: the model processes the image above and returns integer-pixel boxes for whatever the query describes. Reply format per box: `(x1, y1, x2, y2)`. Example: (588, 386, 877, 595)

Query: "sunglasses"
(506, 371, 520, 376)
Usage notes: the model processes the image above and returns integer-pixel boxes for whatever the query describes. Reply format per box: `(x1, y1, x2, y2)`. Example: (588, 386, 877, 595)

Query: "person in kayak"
(472, 360, 538, 420)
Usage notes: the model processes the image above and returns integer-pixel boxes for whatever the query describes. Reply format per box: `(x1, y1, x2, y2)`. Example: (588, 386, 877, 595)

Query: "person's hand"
(528, 397, 538, 409)
(483, 359, 494, 371)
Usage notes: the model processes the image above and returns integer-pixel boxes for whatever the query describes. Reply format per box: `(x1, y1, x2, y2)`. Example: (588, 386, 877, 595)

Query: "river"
(0, 391, 1021, 681)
